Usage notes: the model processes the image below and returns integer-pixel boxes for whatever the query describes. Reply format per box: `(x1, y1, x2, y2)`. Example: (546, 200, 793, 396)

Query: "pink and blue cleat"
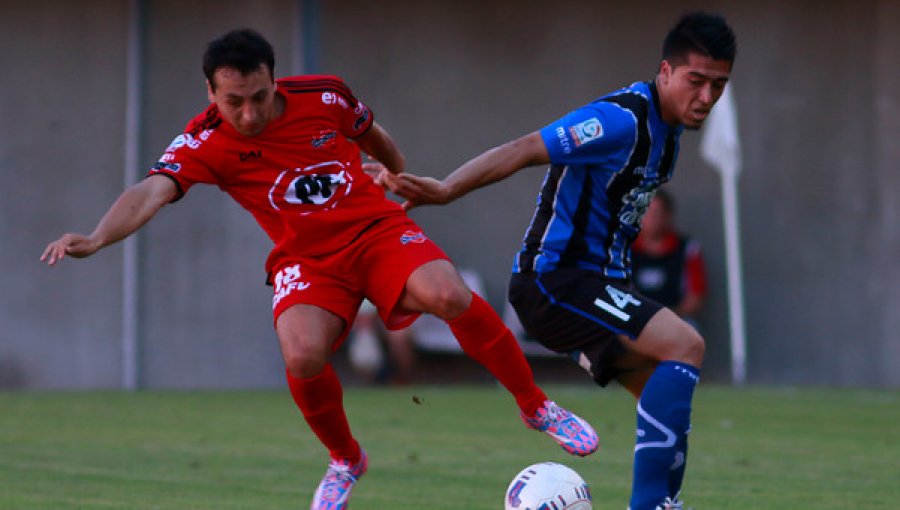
(310, 448, 368, 510)
(522, 400, 599, 457)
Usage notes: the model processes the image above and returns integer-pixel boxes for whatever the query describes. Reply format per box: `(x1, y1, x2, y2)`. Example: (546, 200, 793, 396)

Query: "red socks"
(285, 364, 361, 463)
(286, 293, 546, 461)
(448, 292, 547, 416)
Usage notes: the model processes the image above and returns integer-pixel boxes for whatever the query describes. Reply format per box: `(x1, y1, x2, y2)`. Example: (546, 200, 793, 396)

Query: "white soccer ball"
(504, 462, 593, 510)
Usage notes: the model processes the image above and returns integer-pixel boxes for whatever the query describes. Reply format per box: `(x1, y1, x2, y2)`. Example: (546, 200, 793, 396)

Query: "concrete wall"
(2, 0, 898, 388)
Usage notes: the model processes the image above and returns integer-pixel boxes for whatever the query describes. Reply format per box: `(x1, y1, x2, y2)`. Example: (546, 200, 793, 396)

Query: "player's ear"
(206, 80, 215, 102)
(658, 60, 673, 86)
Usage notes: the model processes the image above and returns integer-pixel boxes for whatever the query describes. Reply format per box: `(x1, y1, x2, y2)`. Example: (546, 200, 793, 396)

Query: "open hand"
(40, 233, 101, 266)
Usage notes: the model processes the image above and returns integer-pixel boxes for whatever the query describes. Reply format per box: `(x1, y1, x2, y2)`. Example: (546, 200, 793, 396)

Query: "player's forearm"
(444, 133, 548, 201)
(89, 179, 172, 248)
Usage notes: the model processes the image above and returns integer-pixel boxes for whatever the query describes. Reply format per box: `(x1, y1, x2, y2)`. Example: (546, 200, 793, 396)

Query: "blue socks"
(629, 361, 699, 510)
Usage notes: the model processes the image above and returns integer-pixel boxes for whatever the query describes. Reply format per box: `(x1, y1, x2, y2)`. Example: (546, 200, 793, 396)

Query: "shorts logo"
(569, 117, 603, 146)
(272, 264, 310, 309)
(400, 230, 426, 245)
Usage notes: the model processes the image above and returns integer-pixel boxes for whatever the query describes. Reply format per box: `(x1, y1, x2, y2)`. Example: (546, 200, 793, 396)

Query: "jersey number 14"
(593, 285, 641, 322)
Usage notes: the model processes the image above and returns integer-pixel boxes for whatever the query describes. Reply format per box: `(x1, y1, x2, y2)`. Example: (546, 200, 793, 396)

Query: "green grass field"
(1, 385, 897, 509)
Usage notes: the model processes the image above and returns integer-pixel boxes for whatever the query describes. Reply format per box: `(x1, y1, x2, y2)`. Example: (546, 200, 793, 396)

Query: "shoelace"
(661, 497, 684, 510)
(317, 462, 358, 502)
(541, 402, 564, 424)
(327, 462, 358, 482)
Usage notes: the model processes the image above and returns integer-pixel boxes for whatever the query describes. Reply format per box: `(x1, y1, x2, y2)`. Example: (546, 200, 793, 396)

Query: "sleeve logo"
(569, 117, 603, 147)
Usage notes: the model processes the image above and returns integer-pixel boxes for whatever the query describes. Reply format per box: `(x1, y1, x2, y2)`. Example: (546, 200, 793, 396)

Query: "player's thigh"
(270, 261, 361, 375)
(276, 303, 347, 376)
(354, 216, 454, 325)
(621, 307, 705, 367)
(400, 259, 471, 319)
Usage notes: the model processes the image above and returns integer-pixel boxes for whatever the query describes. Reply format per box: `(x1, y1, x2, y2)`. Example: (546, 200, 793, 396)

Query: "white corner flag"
(699, 84, 747, 385)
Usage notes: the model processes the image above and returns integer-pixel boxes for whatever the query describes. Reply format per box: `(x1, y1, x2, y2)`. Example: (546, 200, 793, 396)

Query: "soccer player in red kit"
(41, 29, 597, 509)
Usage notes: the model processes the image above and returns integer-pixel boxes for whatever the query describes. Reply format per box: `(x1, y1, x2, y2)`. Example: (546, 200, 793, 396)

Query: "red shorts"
(270, 215, 449, 342)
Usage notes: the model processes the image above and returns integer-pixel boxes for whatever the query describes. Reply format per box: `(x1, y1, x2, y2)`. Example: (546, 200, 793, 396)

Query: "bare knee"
(283, 348, 327, 379)
(680, 327, 705, 368)
(425, 283, 471, 320)
(634, 309, 706, 368)
(404, 262, 473, 319)
(656, 320, 705, 367)
(276, 305, 344, 379)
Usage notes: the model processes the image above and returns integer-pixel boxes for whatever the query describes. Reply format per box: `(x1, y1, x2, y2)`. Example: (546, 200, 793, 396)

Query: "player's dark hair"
(203, 29, 275, 91)
(663, 12, 736, 66)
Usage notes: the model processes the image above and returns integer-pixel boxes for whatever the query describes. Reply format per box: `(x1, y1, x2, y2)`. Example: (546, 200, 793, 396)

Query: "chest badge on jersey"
(311, 130, 337, 149)
(268, 160, 353, 214)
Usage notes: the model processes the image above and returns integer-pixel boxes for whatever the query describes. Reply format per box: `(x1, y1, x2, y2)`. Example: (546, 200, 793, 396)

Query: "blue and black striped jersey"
(513, 81, 683, 279)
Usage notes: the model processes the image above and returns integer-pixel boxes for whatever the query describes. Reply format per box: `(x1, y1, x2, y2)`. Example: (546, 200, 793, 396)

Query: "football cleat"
(656, 496, 689, 510)
(521, 400, 599, 456)
(310, 449, 368, 510)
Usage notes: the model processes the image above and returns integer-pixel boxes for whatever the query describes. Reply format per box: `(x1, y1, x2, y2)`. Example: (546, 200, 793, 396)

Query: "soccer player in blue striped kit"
(378, 12, 736, 510)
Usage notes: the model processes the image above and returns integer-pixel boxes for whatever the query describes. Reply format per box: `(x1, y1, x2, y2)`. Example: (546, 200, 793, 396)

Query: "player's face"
(657, 52, 731, 130)
(207, 65, 279, 137)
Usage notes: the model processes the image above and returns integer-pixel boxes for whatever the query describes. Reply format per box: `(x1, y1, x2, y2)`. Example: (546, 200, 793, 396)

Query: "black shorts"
(508, 268, 663, 386)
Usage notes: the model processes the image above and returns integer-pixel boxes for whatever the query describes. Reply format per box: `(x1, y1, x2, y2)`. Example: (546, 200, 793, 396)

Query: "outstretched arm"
(41, 174, 177, 265)
(380, 131, 549, 209)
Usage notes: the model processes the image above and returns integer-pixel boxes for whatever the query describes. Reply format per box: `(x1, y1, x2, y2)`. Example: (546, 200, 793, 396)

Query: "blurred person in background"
(346, 299, 416, 385)
(631, 189, 707, 331)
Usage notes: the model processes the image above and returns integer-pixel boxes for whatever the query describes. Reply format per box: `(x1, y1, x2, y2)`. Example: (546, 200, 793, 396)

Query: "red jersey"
(148, 75, 404, 272)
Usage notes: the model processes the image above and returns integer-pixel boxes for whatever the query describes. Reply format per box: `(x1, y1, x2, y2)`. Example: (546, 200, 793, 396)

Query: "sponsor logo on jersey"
(321, 91, 349, 109)
(166, 132, 203, 152)
(239, 149, 262, 162)
(268, 161, 353, 213)
(569, 117, 603, 147)
(352, 107, 370, 132)
(272, 264, 310, 309)
(555, 126, 572, 154)
(400, 230, 426, 245)
(311, 130, 337, 149)
(618, 187, 656, 226)
(150, 161, 182, 173)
